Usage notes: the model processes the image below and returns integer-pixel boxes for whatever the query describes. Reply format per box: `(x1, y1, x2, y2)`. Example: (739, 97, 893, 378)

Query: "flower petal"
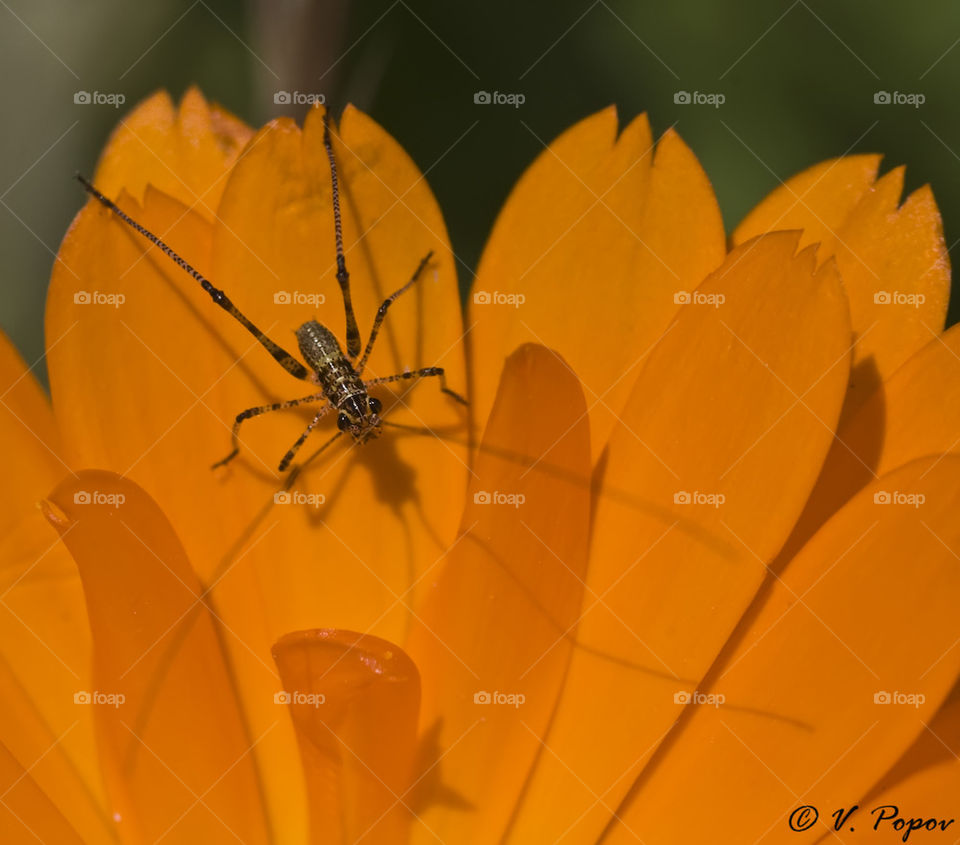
(606, 455, 960, 843)
(92, 87, 253, 220)
(0, 330, 64, 528)
(507, 232, 851, 842)
(779, 321, 960, 560)
(0, 331, 111, 840)
(734, 158, 949, 417)
(48, 102, 468, 833)
(842, 688, 960, 842)
(468, 108, 725, 459)
(734, 155, 882, 254)
(206, 102, 469, 636)
(0, 740, 85, 844)
(405, 343, 591, 843)
(272, 629, 420, 844)
(42, 470, 270, 844)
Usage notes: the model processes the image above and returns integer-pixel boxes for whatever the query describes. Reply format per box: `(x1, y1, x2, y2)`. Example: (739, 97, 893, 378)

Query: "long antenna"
(322, 111, 362, 359)
(76, 174, 310, 381)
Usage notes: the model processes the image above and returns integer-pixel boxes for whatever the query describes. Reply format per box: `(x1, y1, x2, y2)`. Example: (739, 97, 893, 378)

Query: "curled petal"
(272, 629, 420, 844)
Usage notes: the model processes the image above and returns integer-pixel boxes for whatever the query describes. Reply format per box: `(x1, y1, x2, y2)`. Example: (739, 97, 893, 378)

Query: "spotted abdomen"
(295, 320, 365, 406)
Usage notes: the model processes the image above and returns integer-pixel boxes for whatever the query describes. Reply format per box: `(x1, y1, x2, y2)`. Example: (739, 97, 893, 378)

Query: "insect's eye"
(337, 413, 350, 431)
(368, 397, 382, 415)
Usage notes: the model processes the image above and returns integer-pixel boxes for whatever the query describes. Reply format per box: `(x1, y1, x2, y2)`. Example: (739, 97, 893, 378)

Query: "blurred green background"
(2, 0, 959, 373)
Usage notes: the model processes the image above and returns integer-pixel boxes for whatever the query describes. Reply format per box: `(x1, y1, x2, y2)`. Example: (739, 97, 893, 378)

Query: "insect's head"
(337, 394, 383, 442)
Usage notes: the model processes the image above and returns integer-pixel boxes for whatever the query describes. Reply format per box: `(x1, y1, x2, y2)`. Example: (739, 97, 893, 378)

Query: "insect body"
(77, 109, 465, 484)
(296, 320, 383, 443)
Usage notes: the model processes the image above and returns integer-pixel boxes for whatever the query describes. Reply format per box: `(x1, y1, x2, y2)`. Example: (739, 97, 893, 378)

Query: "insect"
(77, 111, 466, 484)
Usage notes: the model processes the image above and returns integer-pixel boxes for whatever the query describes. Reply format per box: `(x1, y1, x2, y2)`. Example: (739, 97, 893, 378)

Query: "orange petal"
(205, 101, 469, 636)
(42, 470, 270, 844)
(841, 688, 960, 842)
(272, 629, 420, 844)
(92, 86, 253, 220)
(0, 740, 85, 844)
(607, 456, 960, 843)
(0, 330, 64, 527)
(49, 102, 467, 833)
(507, 232, 852, 843)
(734, 158, 950, 417)
(0, 331, 110, 839)
(405, 343, 592, 842)
(778, 320, 960, 560)
(734, 155, 882, 254)
(468, 108, 725, 460)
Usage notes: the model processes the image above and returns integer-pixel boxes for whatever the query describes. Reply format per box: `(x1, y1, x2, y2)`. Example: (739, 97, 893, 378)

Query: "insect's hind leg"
(212, 392, 326, 469)
(364, 367, 468, 406)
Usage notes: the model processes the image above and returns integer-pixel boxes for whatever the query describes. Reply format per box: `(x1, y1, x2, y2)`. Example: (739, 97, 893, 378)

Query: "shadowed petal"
(406, 343, 591, 843)
(843, 687, 960, 842)
(778, 320, 960, 562)
(42, 470, 270, 844)
(47, 102, 468, 836)
(606, 456, 960, 843)
(507, 232, 851, 843)
(0, 740, 85, 844)
(0, 331, 110, 840)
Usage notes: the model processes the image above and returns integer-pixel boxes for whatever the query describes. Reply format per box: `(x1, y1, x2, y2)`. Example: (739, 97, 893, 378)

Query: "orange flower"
(1, 87, 958, 844)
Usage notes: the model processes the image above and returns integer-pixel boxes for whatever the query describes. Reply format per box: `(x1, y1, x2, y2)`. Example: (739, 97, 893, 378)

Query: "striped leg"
(355, 251, 433, 375)
(212, 393, 326, 469)
(279, 405, 334, 472)
(364, 367, 467, 405)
